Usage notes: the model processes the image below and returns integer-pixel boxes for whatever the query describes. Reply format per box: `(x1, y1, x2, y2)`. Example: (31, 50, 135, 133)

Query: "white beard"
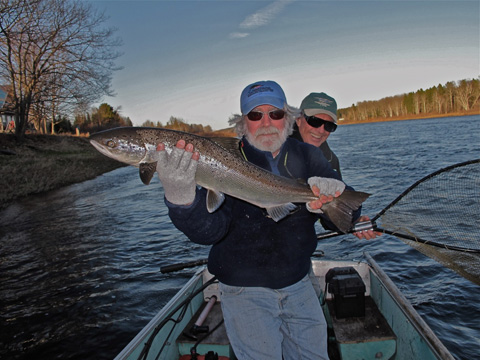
(246, 126, 288, 154)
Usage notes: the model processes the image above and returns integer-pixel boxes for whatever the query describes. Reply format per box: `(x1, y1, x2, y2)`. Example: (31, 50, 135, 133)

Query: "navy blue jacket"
(166, 137, 356, 289)
(290, 124, 342, 179)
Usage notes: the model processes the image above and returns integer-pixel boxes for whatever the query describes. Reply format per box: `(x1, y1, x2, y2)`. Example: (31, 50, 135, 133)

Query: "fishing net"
(373, 159, 480, 285)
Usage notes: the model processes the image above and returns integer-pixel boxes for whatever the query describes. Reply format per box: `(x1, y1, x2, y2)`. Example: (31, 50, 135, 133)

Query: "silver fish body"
(90, 127, 369, 232)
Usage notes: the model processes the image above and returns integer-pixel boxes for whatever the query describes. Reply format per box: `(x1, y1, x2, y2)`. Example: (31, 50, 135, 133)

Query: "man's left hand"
(352, 216, 382, 240)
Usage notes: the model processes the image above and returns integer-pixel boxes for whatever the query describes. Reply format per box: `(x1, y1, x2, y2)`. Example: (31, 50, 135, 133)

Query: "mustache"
(254, 126, 280, 136)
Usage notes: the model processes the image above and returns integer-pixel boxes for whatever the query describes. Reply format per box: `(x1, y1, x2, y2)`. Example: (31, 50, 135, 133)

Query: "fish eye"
(106, 140, 116, 148)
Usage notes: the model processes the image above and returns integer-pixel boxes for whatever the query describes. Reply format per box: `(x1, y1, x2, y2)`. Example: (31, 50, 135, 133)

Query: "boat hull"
(115, 253, 453, 360)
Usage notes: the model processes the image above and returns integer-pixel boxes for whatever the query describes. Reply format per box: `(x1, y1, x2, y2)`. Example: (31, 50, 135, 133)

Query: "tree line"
(0, 0, 221, 138)
(72, 107, 212, 135)
(0, 0, 122, 139)
(142, 117, 213, 134)
(73, 103, 132, 134)
(73, 107, 213, 134)
(1, 1, 477, 138)
(339, 78, 479, 123)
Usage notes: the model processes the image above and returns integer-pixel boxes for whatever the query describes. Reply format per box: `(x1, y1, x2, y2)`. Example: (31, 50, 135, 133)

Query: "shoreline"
(0, 133, 125, 210)
(1, 111, 478, 209)
(338, 110, 479, 125)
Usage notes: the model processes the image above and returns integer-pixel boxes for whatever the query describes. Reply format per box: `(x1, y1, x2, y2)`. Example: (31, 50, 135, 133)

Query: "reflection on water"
(1, 115, 479, 359)
(0, 167, 205, 359)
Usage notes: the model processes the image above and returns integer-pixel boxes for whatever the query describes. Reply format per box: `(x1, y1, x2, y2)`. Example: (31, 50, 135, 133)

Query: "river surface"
(1, 115, 479, 359)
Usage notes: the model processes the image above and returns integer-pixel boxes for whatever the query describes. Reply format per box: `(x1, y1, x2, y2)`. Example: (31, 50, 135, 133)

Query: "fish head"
(89, 127, 150, 166)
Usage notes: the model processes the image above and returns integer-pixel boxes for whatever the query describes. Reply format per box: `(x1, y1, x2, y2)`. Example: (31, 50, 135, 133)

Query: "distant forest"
(142, 117, 213, 135)
(73, 106, 215, 136)
(71, 78, 478, 136)
(338, 78, 479, 123)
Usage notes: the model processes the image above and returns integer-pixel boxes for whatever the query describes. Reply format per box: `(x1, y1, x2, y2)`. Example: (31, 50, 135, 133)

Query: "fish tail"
(322, 190, 370, 233)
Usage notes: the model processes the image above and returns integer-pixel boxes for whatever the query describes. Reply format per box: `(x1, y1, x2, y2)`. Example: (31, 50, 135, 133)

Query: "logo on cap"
(247, 84, 274, 98)
(314, 97, 334, 108)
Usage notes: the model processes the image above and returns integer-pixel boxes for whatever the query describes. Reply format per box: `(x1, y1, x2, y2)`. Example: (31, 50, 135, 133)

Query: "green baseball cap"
(300, 92, 337, 123)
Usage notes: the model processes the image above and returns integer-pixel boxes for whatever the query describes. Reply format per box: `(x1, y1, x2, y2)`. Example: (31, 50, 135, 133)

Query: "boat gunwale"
(115, 252, 454, 360)
(364, 252, 455, 360)
(114, 268, 205, 360)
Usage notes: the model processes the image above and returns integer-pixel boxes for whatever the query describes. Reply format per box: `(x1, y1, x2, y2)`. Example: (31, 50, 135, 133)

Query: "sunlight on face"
(245, 105, 288, 155)
(296, 114, 334, 148)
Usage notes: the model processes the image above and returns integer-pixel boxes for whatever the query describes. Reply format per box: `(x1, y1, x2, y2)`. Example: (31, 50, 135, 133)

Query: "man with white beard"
(155, 80, 361, 359)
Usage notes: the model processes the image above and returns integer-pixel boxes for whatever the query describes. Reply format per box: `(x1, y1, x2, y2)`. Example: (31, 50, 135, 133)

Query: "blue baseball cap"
(240, 80, 286, 114)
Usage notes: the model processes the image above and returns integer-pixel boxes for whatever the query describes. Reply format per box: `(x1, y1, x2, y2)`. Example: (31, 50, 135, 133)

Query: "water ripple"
(1, 115, 479, 359)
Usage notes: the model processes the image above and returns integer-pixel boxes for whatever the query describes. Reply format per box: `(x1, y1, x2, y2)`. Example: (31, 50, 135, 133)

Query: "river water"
(1, 115, 479, 359)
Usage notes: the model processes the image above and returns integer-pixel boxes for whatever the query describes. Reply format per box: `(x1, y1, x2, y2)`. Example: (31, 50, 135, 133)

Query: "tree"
(166, 116, 190, 131)
(97, 103, 116, 125)
(0, 0, 122, 140)
(71, 102, 130, 134)
(143, 120, 155, 127)
(455, 79, 480, 111)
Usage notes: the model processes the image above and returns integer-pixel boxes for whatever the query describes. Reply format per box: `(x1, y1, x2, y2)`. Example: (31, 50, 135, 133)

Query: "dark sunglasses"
(246, 109, 285, 121)
(304, 115, 337, 132)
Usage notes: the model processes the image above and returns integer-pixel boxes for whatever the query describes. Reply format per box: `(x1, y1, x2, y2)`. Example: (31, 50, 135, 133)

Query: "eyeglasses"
(304, 115, 337, 132)
(246, 109, 285, 121)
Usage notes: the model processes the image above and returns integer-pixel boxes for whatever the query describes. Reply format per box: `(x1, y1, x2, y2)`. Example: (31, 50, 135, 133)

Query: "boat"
(115, 252, 454, 360)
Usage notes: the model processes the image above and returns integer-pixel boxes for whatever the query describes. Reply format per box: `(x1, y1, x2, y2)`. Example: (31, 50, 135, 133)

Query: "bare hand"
(156, 139, 200, 160)
(307, 185, 341, 211)
(352, 216, 382, 240)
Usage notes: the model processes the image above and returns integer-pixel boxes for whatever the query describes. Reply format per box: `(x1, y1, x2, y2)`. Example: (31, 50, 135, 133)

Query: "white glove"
(306, 177, 346, 214)
(307, 176, 345, 196)
(156, 146, 198, 205)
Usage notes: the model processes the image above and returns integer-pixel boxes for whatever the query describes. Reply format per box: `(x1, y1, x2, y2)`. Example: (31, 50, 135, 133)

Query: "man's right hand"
(306, 176, 345, 213)
(156, 139, 199, 205)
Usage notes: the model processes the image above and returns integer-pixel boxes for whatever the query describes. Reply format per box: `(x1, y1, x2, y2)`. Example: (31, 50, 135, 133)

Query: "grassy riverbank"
(0, 133, 125, 210)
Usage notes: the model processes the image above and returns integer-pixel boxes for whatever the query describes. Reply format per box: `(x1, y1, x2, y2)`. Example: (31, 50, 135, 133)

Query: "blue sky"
(92, 0, 479, 130)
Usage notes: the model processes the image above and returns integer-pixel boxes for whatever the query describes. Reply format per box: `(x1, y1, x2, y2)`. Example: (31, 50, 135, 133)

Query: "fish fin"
(296, 178, 307, 185)
(209, 137, 245, 159)
(267, 203, 298, 222)
(206, 189, 225, 213)
(139, 162, 157, 185)
(322, 190, 370, 233)
(209, 136, 240, 151)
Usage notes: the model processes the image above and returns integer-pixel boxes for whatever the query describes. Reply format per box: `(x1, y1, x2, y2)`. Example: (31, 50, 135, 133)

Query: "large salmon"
(90, 127, 369, 232)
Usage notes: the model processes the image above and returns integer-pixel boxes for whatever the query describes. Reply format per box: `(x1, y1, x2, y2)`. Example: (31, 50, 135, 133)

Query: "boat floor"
(177, 303, 229, 346)
(327, 296, 396, 344)
(176, 296, 396, 359)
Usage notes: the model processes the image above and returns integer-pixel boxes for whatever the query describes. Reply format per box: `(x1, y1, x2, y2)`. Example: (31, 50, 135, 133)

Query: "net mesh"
(375, 159, 480, 285)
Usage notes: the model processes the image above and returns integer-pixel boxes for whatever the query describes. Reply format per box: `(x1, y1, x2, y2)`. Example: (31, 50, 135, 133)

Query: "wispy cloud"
(229, 0, 295, 39)
(229, 32, 250, 39)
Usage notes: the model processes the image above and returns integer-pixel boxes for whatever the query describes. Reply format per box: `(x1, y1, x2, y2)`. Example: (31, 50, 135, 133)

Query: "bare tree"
(0, 0, 122, 139)
(455, 79, 480, 111)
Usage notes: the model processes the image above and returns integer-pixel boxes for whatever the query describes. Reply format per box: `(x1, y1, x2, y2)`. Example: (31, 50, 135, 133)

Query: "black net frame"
(373, 159, 480, 253)
(317, 159, 480, 285)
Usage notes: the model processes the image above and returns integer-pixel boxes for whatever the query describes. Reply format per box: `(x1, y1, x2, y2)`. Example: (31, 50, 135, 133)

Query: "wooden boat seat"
(176, 302, 235, 359)
(327, 296, 397, 359)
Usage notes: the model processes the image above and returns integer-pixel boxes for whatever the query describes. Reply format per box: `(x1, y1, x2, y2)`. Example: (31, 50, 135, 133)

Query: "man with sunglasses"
(155, 80, 361, 360)
(291, 92, 342, 178)
(292, 92, 380, 241)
